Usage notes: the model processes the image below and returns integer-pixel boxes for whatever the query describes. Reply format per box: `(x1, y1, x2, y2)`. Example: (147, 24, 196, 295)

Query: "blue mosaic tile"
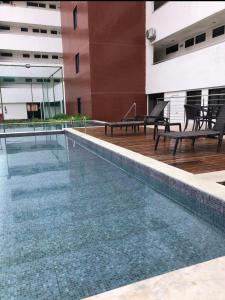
(1, 133, 225, 299)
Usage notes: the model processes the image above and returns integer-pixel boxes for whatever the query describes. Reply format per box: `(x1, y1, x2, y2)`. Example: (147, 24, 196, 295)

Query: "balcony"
(0, 33, 62, 53)
(0, 5, 61, 27)
(146, 40, 225, 94)
(147, 1, 225, 42)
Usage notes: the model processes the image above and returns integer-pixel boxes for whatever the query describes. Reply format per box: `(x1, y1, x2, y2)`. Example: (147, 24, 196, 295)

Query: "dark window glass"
(2, 1, 11, 3)
(166, 44, 178, 55)
(3, 77, 15, 82)
(73, 6, 77, 30)
(54, 79, 60, 83)
(0, 25, 10, 30)
(209, 88, 225, 105)
(21, 27, 28, 32)
(75, 53, 79, 73)
(49, 4, 56, 9)
(33, 28, 39, 33)
(51, 30, 57, 34)
(195, 33, 206, 44)
(40, 29, 47, 33)
(25, 78, 32, 82)
(23, 53, 30, 58)
(212, 25, 224, 38)
(52, 55, 58, 59)
(42, 55, 48, 59)
(37, 79, 43, 82)
(77, 97, 81, 114)
(185, 38, 194, 48)
(44, 79, 50, 82)
(27, 2, 38, 7)
(34, 54, 41, 58)
(39, 3, 46, 8)
(1, 52, 12, 57)
(186, 90, 202, 105)
(154, 1, 167, 10)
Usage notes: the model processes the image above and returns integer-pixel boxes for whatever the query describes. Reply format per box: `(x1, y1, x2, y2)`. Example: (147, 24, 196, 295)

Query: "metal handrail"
(123, 102, 136, 120)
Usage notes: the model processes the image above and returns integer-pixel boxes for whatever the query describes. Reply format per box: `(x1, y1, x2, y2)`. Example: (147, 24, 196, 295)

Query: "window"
(77, 97, 81, 114)
(54, 79, 60, 83)
(33, 28, 39, 33)
(37, 79, 43, 82)
(34, 54, 41, 58)
(42, 55, 48, 59)
(1, 52, 12, 57)
(39, 3, 46, 8)
(52, 55, 58, 59)
(40, 29, 47, 33)
(0, 25, 10, 30)
(209, 88, 225, 105)
(25, 78, 32, 82)
(212, 25, 224, 38)
(51, 30, 57, 35)
(2, 1, 11, 3)
(75, 53, 80, 73)
(166, 44, 178, 55)
(21, 27, 28, 32)
(27, 1, 38, 7)
(186, 90, 202, 105)
(44, 79, 50, 83)
(195, 33, 206, 44)
(23, 53, 30, 58)
(185, 38, 194, 48)
(49, 4, 56, 9)
(73, 6, 77, 30)
(3, 77, 15, 82)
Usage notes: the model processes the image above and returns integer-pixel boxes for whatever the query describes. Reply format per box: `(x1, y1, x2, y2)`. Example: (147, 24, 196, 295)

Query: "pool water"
(0, 120, 101, 133)
(1, 134, 225, 299)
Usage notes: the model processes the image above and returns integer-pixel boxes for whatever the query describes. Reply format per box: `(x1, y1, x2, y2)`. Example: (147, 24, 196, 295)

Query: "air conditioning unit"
(146, 28, 156, 42)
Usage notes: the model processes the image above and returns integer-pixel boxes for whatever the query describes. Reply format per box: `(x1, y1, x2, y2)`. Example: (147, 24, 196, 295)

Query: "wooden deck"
(77, 126, 225, 174)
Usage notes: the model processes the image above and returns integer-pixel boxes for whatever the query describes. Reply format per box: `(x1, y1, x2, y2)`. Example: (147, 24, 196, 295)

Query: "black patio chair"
(154, 104, 225, 155)
(144, 101, 169, 135)
(184, 104, 201, 131)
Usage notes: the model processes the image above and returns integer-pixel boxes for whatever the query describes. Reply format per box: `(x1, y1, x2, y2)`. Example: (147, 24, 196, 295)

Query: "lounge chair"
(154, 104, 225, 156)
(144, 101, 169, 135)
(104, 101, 169, 136)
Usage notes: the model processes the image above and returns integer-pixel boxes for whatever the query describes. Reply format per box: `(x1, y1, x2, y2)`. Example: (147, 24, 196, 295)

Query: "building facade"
(61, 1, 146, 121)
(146, 1, 225, 122)
(0, 0, 64, 120)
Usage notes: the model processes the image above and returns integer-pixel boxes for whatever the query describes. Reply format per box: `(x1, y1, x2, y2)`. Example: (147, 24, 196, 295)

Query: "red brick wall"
(60, 1, 92, 116)
(61, 1, 146, 121)
(88, 1, 146, 121)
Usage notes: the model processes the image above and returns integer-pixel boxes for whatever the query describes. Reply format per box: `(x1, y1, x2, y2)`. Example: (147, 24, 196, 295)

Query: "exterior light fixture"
(25, 64, 31, 68)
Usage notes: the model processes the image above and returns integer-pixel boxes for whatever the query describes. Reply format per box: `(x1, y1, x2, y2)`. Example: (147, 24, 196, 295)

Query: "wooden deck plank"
(76, 126, 225, 174)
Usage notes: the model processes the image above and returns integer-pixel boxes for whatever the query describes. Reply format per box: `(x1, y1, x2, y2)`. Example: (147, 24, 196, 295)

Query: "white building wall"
(147, 41, 225, 94)
(147, 1, 225, 43)
(0, 34, 62, 53)
(0, 5, 61, 27)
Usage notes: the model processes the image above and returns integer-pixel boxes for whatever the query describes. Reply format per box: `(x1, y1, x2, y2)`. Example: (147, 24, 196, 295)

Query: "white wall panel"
(3, 103, 27, 120)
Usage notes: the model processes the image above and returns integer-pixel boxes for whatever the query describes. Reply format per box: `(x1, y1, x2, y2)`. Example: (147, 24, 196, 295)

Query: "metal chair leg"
(173, 138, 179, 156)
(155, 135, 160, 151)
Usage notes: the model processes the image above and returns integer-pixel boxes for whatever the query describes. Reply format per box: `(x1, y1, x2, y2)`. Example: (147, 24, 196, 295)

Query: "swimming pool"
(1, 133, 225, 299)
(0, 120, 103, 133)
